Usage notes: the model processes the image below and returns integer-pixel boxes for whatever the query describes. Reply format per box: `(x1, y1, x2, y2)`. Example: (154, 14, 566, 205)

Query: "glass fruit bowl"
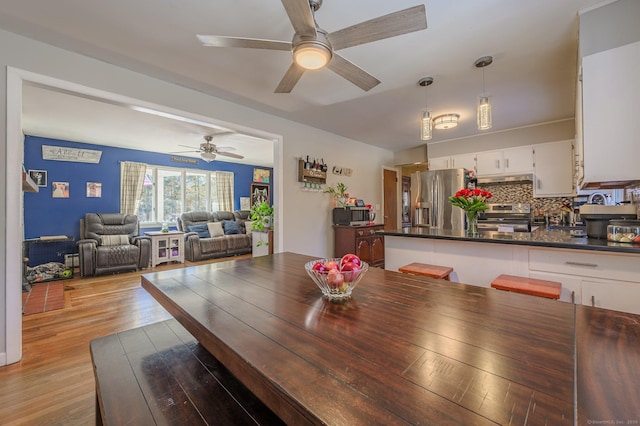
(304, 258, 369, 301)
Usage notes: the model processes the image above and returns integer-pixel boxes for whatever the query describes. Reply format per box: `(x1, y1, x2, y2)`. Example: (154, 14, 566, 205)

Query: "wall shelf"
(298, 159, 327, 185)
(22, 172, 39, 192)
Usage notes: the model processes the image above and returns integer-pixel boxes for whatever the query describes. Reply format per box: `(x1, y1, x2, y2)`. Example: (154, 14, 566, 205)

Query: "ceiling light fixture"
(433, 114, 460, 130)
(201, 152, 216, 162)
(418, 77, 434, 141)
(475, 56, 493, 130)
(292, 31, 333, 70)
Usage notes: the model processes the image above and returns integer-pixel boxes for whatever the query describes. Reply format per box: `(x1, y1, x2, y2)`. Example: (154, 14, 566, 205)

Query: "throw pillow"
(222, 220, 241, 235)
(244, 221, 253, 235)
(188, 223, 211, 238)
(100, 234, 130, 246)
(206, 221, 224, 237)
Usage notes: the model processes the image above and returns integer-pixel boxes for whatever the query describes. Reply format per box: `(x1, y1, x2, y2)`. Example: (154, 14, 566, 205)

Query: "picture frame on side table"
(250, 183, 270, 207)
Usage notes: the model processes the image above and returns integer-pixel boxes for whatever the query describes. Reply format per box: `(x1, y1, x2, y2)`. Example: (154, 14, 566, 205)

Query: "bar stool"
(398, 262, 454, 281)
(491, 274, 561, 299)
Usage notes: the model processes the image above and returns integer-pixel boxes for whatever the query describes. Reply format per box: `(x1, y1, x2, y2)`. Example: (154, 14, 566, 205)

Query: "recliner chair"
(77, 213, 151, 277)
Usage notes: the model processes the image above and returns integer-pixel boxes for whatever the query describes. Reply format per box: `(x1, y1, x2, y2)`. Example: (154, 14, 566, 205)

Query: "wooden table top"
(141, 252, 640, 425)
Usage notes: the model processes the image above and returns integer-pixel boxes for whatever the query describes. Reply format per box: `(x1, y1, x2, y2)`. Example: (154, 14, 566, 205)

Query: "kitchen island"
(140, 252, 640, 425)
(379, 227, 640, 313)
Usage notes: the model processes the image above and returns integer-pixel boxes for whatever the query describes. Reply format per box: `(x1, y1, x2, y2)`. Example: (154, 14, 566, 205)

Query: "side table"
(144, 231, 185, 267)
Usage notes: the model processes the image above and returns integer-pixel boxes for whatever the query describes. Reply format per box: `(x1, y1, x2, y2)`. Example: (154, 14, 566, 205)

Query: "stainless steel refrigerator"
(411, 169, 467, 230)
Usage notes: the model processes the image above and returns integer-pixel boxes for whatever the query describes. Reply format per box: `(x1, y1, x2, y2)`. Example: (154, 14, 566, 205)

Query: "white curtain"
(215, 171, 234, 212)
(120, 161, 147, 215)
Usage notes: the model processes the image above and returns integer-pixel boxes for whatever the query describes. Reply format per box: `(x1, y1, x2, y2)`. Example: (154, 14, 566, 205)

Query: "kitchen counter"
(377, 226, 640, 254)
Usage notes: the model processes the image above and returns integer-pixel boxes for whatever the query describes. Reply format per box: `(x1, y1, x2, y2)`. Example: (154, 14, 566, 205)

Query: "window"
(135, 166, 234, 224)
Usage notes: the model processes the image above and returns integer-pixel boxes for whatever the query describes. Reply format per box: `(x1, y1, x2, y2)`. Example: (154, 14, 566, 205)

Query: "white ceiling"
(2, 0, 607, 165)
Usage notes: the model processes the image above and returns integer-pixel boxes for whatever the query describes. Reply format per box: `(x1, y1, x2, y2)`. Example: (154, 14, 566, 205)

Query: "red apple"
(312, 261, 327, 273)
(340, 261, 361, 282)
(340, 253, 361, 268)
(327, 269, 345, 288)
(323, 260, 339, 271)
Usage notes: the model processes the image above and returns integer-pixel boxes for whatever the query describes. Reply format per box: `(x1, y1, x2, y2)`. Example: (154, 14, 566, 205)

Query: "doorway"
(383, 168, 399, 231)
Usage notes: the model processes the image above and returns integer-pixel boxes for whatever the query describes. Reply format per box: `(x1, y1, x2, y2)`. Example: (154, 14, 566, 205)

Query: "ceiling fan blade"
(197, 35, 291, 51)
(215, 146, 236, 152)
(170, 150, 200, 154)
(281, 0, 317, 38)
(178, 144, 200, 149)
(327, 54, 380, 92)
(216, 151, 244, 159)
(328, 5, 427, 51)
(275, 62, 305, 93)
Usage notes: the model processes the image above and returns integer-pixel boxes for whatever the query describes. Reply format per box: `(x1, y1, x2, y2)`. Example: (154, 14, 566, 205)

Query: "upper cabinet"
(581, 40, 640, 186)
(533, 140, 575, 198)
(476, 146, 533, 177)
(428, 153, 476, 171)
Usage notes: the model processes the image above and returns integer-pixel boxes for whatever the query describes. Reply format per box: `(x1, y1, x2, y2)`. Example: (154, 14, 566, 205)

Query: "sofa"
(177, 211, 253, 261)
(77, 213, 151, 277)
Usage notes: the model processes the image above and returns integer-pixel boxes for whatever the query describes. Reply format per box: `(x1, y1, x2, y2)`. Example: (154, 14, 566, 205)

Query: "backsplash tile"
(479, 182, 572, 214)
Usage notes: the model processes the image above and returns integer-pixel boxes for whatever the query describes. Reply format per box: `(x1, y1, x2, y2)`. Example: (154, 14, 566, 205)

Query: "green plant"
(323, 182, 348, 208)
(250, 202, 274, 246)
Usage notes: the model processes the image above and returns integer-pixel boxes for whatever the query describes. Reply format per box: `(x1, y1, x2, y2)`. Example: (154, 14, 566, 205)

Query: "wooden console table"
(140, 252, 640, 424)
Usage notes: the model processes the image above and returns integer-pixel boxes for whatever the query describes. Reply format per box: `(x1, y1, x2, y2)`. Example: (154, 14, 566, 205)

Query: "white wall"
(0, 29, 393, 364)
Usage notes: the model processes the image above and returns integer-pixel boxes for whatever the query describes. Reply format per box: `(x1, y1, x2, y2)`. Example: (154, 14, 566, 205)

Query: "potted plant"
(323, 182, 348, 208)
(250, 201, 274, 248)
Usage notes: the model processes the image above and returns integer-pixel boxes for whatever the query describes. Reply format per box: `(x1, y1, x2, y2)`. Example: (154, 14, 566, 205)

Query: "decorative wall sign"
(42, 145, 102, 163)
(250, 183, 270, 207)
(28, 170, 47, 187)
(52, 182, 70, 198)
(86, 182, 102, 198)
(170, 156, 199, 165)
(332, 166, 353, 177)
(253, 168, 270, 183)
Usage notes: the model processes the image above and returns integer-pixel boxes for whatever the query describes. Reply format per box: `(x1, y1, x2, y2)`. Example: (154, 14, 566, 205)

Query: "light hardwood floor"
(0, 255, 251, 425)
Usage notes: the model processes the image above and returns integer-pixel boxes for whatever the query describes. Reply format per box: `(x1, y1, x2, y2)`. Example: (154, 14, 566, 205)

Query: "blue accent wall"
(23, 135, 272, 240)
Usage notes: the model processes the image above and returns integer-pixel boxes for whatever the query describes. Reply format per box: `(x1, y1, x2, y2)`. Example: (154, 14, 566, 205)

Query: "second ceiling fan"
(197, 0, 427, 93)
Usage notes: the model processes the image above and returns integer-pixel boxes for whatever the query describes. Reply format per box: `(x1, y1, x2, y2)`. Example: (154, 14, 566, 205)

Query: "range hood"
(476, 173, 534, 184)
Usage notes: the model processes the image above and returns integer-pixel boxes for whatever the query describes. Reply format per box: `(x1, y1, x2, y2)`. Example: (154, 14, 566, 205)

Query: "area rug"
(22, 281, 65, 315)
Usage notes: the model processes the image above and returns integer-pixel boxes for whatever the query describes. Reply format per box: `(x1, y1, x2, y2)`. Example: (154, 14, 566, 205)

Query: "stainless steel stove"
(478, 203, 532, 232)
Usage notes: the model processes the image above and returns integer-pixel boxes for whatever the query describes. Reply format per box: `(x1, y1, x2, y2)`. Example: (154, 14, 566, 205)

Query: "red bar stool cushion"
(398, 262, 454, 281)
(491, 274, 561, 299)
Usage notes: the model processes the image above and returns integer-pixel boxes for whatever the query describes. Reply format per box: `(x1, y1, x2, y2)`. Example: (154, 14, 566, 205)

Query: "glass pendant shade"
(421, 110, 432, 140)
(201, 152, 216, 162)
(477, 96, 492, 130)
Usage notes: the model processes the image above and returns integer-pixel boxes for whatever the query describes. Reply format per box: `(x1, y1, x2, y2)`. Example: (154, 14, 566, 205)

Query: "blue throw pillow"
(187, 223, 210, 238)
(222, 220, 240, 235)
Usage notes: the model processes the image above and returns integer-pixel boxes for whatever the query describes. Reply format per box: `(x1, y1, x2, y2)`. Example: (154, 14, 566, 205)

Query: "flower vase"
(465, 211, 479, 236)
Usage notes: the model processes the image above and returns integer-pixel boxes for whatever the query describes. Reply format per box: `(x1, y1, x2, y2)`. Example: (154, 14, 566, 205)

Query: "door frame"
(382, 165, 401, 230)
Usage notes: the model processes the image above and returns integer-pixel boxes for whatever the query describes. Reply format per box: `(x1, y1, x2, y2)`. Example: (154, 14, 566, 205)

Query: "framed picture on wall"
(240, 196, 251, 211)
(52, 182, 70, 198)
(86, 182, 102, 198)
(28, 170, 47, 187)
(250, 183, 270, 207)
(253, 168, 270, 183)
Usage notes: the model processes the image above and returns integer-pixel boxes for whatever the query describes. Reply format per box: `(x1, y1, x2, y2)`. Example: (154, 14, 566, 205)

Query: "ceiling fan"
(197, 0, 427, 93)
(172, 134, 244, 163)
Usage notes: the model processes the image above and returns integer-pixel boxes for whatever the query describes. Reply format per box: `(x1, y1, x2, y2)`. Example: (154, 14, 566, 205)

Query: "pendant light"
(475, 56, 493, 130)
(418, 77, 434, 141)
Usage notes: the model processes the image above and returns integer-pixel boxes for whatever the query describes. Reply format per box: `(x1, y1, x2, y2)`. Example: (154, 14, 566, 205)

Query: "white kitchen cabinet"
(450, 153, 476, 171)
(476, 150, 503, 176)
(428, 154, 475, 171)
(532, 140, 575, 197)
(581, 279, 640, 315)
(503, 146, 533, 174)
(476, 146, 533, 176)
(581, 40, 640, 185)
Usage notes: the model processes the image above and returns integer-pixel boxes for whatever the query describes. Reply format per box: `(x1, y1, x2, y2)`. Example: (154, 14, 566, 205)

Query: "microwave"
(333, 207, 370, 226)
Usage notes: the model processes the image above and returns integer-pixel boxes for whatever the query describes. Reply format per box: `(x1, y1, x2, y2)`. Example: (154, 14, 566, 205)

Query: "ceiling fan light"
(433, 114, 460, 130)
(421, 110, 432, 140)
(201, 152, 216, 162)
(477, 96, 492, 130)
(293, 42, 332, 70)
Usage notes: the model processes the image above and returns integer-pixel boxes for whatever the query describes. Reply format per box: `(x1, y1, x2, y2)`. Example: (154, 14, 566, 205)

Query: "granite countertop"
(377, 226, 640, 255)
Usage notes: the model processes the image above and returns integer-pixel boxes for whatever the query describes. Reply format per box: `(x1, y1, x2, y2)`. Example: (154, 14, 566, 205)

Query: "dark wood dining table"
(141, 252, 640, 425)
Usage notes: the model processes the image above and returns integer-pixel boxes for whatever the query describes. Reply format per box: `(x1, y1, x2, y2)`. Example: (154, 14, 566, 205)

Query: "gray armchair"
(77, 213, 151, 277)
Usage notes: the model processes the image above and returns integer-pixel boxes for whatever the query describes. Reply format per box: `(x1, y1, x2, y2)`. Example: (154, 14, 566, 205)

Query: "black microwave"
(333, 207, 370, 226)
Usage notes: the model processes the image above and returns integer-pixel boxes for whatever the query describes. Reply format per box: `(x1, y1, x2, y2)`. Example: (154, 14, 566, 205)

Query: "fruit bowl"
(304, 257, 369, 301)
